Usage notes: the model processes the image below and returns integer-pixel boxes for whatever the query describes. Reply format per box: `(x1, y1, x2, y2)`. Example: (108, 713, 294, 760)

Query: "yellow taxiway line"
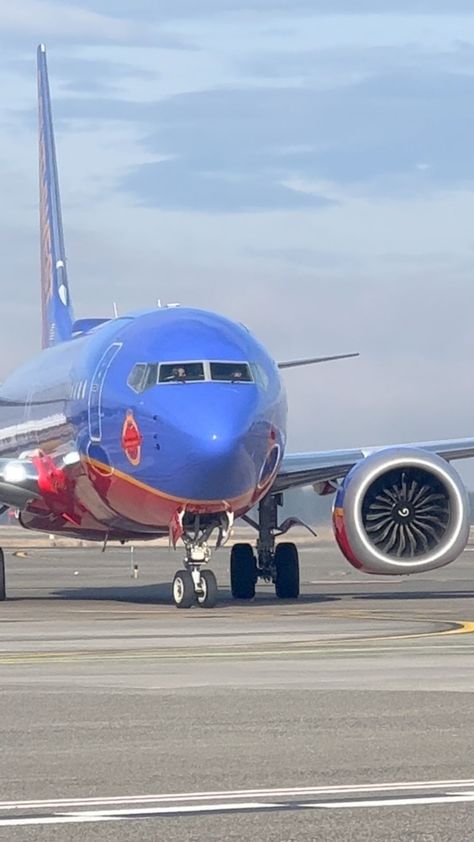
(0, 619, 472, 666)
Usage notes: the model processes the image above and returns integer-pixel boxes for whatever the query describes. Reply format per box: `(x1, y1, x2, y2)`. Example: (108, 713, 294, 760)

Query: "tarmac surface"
(0, 530, 474, 840)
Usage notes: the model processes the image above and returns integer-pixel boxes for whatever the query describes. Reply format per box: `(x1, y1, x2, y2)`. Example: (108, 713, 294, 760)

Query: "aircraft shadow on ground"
(44, 586, 474, 606)
(334, 589, 474, 601)
(47, 585, 339, 607)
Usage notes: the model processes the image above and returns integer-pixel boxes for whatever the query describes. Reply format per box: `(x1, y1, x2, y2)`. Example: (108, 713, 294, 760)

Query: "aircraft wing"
(278, 353, 359, 369)
(274, 437, 474, 492)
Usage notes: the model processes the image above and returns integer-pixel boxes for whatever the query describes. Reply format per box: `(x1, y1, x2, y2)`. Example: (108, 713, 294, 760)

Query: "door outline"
(88, 342, 122, 442)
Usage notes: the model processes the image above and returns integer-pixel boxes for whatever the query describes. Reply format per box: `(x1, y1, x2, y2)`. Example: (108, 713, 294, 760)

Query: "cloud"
(41, 57, 474, 212)
(0, 1, 136, 41)
(0, 1, 190, 48)
(59, 0, 474, 18)
(240, 41, 474, 87)
(123, 163, 334, 212)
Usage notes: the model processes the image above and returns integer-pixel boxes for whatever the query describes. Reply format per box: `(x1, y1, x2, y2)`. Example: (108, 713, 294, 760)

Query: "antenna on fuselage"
(157, 300, 180, 309)
(113, 302, 119, 318)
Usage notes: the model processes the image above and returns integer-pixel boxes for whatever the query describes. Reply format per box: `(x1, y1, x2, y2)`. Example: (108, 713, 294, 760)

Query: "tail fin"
(37, 44, 74, 349)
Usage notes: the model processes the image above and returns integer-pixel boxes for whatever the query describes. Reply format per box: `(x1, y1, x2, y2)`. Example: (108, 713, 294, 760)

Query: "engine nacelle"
(333, 447, 470, 575)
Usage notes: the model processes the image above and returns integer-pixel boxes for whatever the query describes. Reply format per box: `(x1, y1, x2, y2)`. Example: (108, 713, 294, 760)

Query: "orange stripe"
(84, 456, 255, 509)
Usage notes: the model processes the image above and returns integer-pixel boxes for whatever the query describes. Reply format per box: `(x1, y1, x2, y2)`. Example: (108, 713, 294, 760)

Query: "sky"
(2, 1, 474, 480)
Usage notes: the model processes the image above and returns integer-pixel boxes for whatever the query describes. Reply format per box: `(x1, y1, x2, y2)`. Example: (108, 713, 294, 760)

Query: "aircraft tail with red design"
(37, 44, 74, 349)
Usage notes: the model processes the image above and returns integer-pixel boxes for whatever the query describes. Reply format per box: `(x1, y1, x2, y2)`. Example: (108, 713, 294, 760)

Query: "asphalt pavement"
(0, 531, 473, 840)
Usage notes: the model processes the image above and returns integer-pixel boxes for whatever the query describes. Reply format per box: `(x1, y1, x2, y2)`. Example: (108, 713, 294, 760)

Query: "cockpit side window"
(210, 362, 253, 382)
(159, 363, 205, 383)
(127, 363, 147, 393)
(127, 363, 158, 393)
(143, 363, 158, 390)
(250, 362, 269, 390)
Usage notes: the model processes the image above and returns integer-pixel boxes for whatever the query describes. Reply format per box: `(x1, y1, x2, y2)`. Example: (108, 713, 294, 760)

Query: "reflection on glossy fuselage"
(0, 308, 287, 535)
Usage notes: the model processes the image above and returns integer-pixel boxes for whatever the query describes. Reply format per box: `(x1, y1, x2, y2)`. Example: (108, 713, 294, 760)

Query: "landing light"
(63, 450, 81, 466)
(4, 462, 27, 484)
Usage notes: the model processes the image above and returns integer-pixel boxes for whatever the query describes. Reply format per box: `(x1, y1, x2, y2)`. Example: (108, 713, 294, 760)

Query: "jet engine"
(332, 447, 470, 574)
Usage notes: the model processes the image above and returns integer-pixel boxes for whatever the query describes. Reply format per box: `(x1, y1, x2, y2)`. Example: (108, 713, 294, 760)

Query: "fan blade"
(396, 525, 407, 557)
(410, 522, 430, 552)
(384, 523, 399, 554)
(404, 523, 418, 556)
(371, 520, 396, 545)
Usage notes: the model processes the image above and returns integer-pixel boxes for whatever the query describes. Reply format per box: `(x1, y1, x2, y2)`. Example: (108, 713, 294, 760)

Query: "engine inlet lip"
(352, 453, 466, 570)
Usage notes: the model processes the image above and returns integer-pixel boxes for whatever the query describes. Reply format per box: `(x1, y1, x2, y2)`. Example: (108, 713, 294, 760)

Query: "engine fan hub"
(391, 502, 415, 524)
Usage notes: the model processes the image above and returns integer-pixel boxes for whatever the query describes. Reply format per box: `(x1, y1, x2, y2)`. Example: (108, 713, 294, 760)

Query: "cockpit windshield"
(210, 362, 252, 382)
(159, 363, 205, 383)
(128, 361, 255, 393)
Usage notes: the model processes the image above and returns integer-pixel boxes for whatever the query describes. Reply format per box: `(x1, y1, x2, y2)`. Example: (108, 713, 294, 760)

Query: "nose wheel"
(196, 569, 218, 608)
(172, 567, 218, 609)
(172, 570, 195, 609)
(171, 513, 232, 608)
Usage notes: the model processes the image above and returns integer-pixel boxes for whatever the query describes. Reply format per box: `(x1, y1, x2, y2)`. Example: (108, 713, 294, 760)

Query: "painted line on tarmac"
(0, 619, 472, 665)
(2, 776, 474, 808)
(1, 779, 474, 827)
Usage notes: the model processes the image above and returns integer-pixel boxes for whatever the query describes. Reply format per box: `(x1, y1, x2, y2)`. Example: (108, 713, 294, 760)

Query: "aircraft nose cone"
(148, 384, 262, 501)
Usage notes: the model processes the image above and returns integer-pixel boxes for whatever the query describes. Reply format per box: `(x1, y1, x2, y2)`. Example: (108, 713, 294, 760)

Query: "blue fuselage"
(0, 308, 287, 539)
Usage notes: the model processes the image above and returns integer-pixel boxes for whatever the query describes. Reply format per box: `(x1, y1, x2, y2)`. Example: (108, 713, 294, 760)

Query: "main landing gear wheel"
(172, 570, 195, 609)
(0, 549, 5, 601)
(197, 569, 218, 609)
(275, 542, 300, 599)
(230, 543, 257, 600)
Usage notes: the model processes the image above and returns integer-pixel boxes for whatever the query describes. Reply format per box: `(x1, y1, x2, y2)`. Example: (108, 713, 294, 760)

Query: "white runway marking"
(1, 779, 474, 827)
(315, 794, 474, 809)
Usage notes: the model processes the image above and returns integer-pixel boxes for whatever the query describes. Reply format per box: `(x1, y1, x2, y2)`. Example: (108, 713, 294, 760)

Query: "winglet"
(37, 44, 74, 349)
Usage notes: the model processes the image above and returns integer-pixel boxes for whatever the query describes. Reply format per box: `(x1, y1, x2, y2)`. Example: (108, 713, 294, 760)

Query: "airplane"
(0, 43, 472, 609)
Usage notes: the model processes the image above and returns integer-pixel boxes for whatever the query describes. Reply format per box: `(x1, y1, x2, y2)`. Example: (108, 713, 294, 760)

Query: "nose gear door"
(88, 342, 122, 441)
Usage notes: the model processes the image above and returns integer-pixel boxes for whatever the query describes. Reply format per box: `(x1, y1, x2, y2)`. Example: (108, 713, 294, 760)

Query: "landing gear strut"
(236, 493, 311, 600)
(172, 551, 218, 610)
(171, 513, 231, 609)
(0, 549, 5, 601)
(257, 492, 300, 599)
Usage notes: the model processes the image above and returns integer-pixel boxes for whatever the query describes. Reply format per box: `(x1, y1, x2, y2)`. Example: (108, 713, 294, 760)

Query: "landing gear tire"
(172, 570, 195, 609)
(197, 569, 218, 609)
(0, 549, 5, 601)
(230, 543, 257, 600)
(275, 542, 300, 599)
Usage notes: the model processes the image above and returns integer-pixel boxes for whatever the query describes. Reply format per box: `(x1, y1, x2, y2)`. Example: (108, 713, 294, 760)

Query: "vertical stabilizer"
(37, 44, 74, 348)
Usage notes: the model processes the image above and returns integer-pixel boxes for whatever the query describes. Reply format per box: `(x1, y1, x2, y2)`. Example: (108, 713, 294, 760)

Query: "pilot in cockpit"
(169, 366, 186, 381)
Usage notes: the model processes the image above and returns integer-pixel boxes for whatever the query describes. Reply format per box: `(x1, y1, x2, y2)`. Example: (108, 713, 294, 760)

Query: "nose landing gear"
(171, 513, 231, 608)
(172, 563, 218, 609)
